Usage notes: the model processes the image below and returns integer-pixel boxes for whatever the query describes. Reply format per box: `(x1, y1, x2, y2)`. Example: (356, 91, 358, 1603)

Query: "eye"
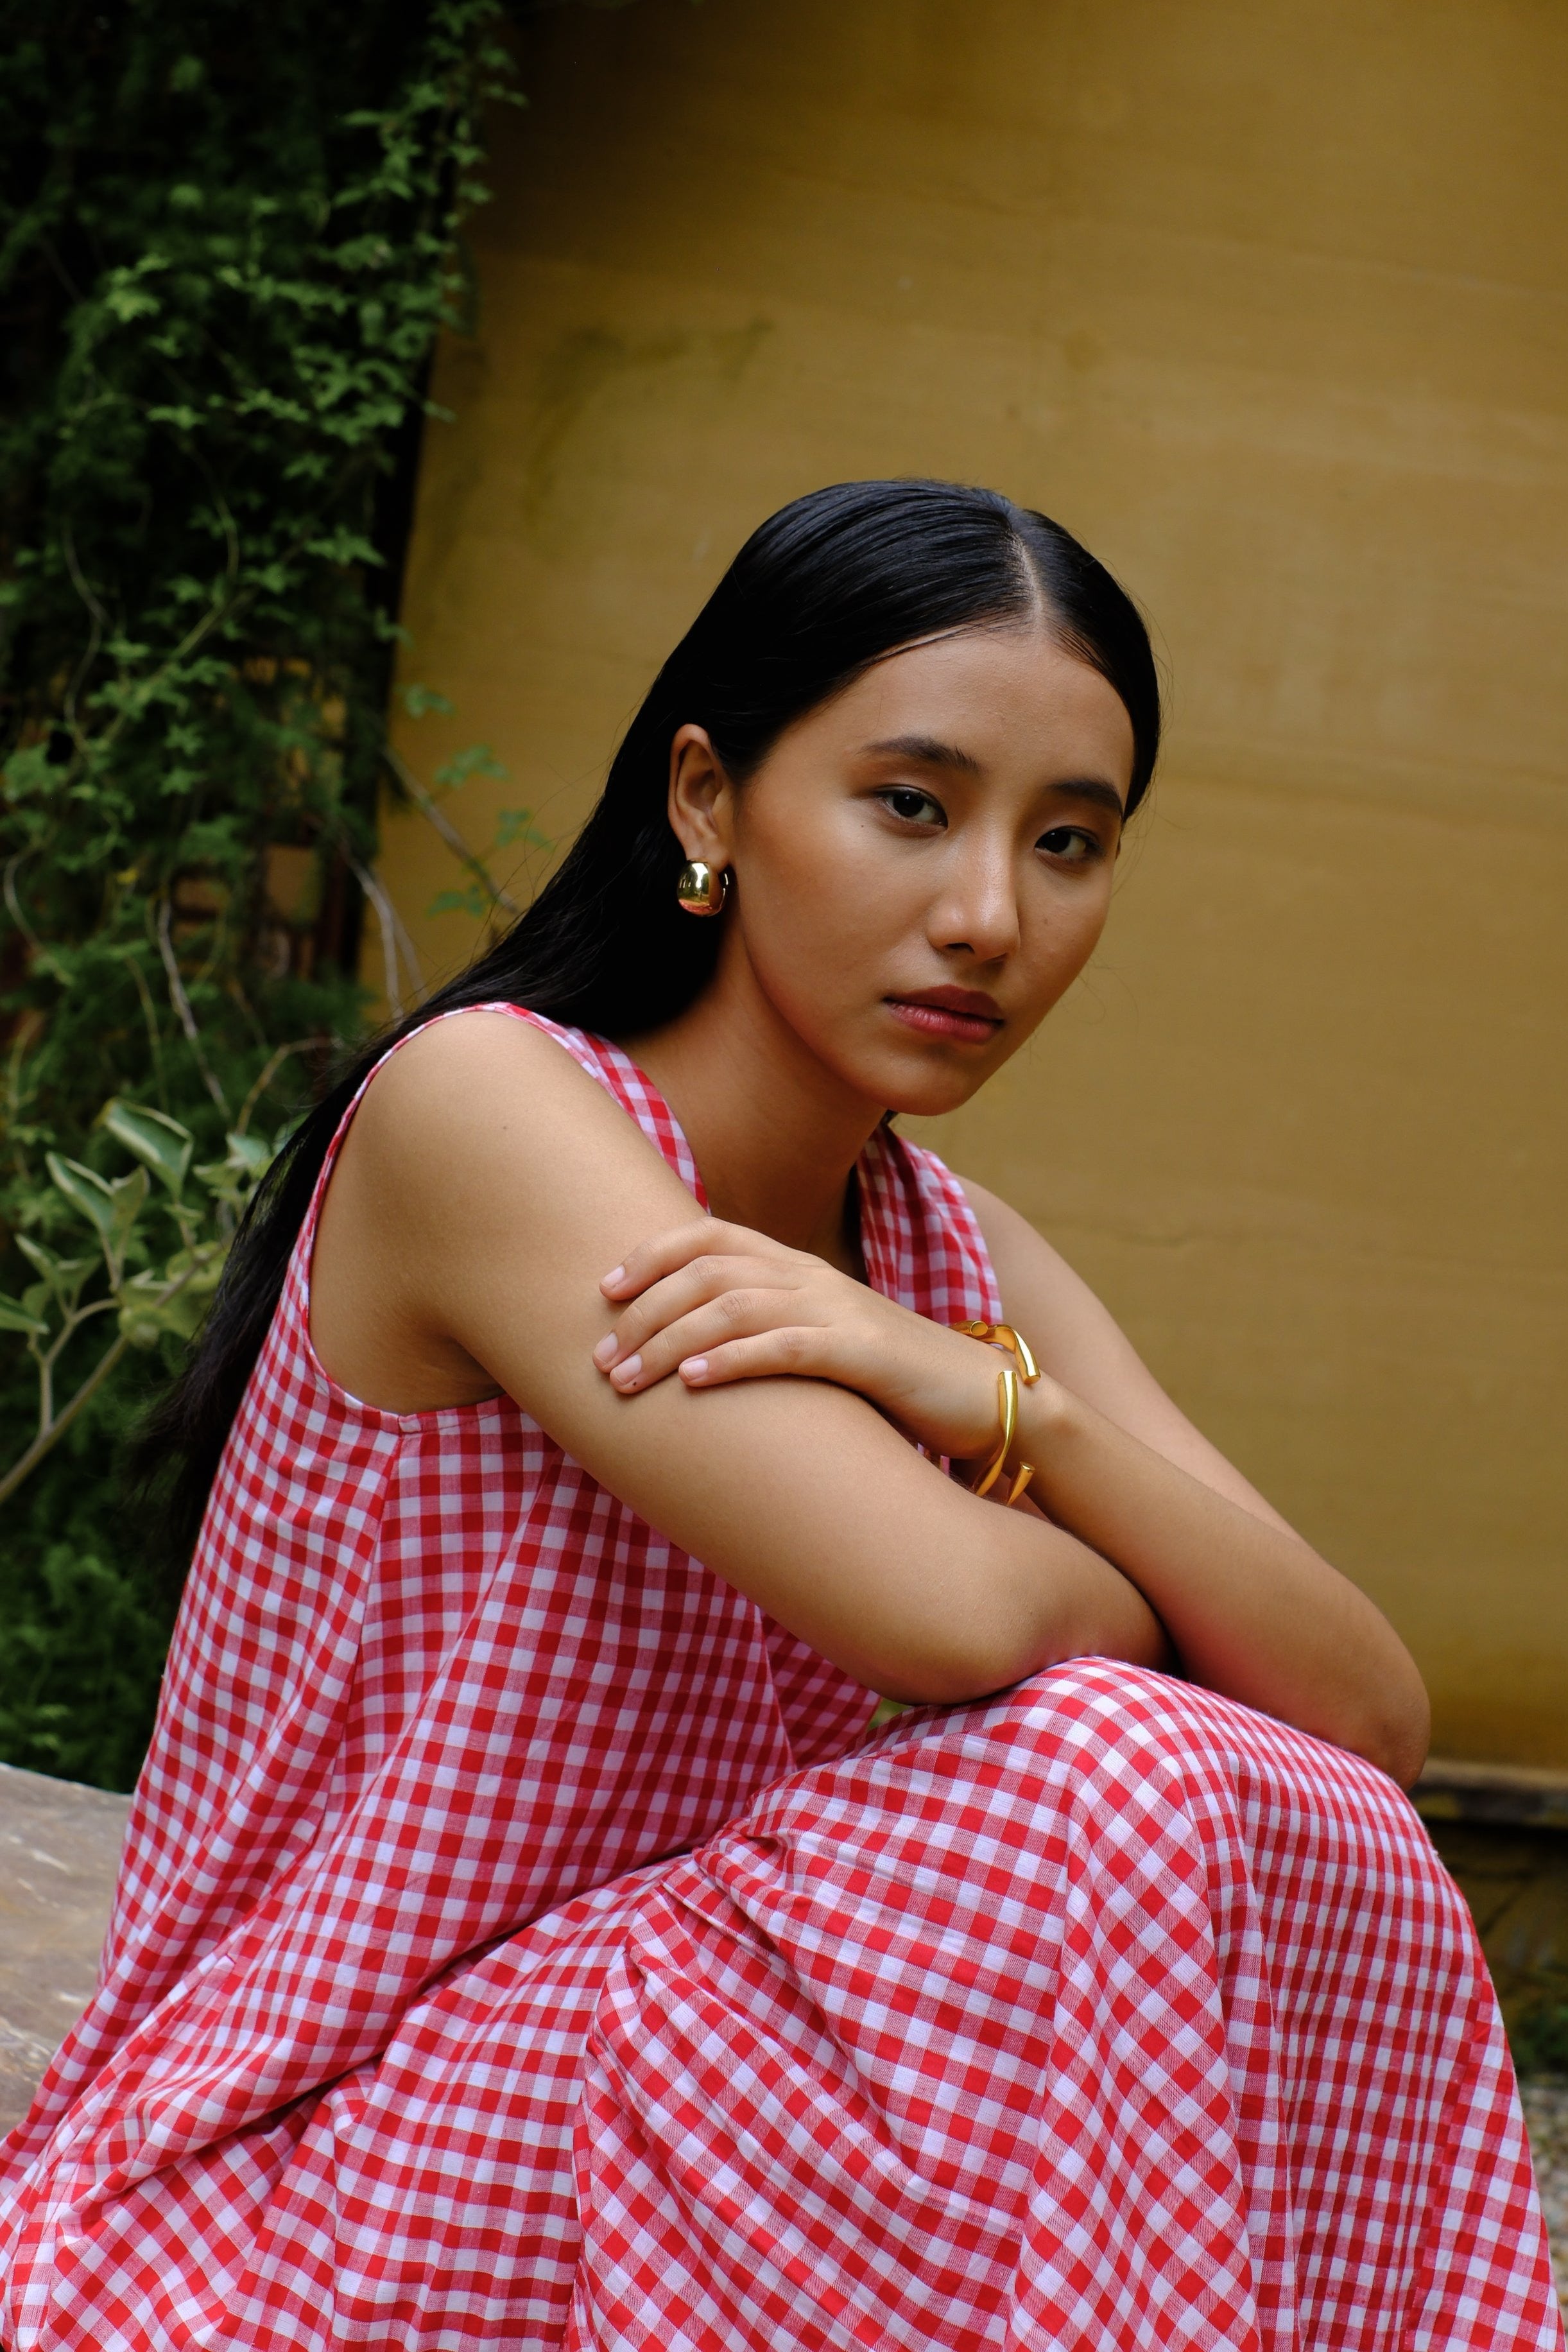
(1036, 825, 1101, 864)
(877, 786, 947, 828)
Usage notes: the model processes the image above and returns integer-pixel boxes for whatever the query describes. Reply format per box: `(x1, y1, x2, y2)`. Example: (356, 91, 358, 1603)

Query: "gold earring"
(676, 859, 728, 917)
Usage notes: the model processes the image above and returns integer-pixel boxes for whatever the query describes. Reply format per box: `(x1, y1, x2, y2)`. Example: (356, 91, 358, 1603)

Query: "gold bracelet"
(954, 1322, 1040, 1506)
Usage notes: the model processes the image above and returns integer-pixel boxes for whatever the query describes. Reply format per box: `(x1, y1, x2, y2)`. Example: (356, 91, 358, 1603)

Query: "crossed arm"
(315, 1014, 1430, 1786)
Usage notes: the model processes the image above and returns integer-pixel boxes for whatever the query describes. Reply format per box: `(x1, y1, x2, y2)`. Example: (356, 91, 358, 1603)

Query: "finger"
(601, 1293, 828, 1393)
(601, 1219, 787, 1299)
(593, 1256, 804, 1368)
(599, 1220, 716, 1299)
(676, 1329, 831, 1388)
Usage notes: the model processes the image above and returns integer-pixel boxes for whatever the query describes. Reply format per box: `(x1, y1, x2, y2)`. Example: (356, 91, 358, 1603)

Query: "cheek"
(737, 804, 909, 984)
(1019, 878, 1114, 1005)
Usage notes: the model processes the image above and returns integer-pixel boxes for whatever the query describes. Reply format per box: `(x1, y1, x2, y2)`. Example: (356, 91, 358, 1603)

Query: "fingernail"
(601, 1265, 626, 1291)
(592, 1335, 617, 1368)
(680, 1356, 708, 1381)
(611, 1354, 641, 1388)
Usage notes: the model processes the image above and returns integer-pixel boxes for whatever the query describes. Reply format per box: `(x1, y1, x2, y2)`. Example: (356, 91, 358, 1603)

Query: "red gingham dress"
(1, 1007, 1560, 2350)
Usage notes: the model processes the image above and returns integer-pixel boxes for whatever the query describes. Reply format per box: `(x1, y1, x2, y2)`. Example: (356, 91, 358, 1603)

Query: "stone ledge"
(1417, 1757, 1568, 1832)
(0, 1760, 131, 2136)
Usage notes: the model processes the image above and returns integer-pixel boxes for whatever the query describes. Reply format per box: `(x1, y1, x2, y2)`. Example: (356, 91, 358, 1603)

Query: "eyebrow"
(864, 735, 1126, 820)
(864, 732, 983, 775)
(1047, 778, 1126, 820)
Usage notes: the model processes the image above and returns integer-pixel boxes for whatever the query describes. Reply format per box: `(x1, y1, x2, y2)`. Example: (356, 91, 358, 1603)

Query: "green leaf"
(227, 1132, 273, 1179)
(399, 682, 454, 719)
(47, 1155, 119, 1241)
(13, 1237, 95, 1312)
(14, 1236, 79, 1282)
(427, 885, 487, 919)
(98, 1101, 194, 1198)
(119, 1247, 225, 1346)
(194, 1131, 275, 1209)
(103, 281, 162, 324)
(432, 741, 506, 793)
(0, 1294, 49, 1337)
(1, 743, 56, 800)
(103, 1166, 151, 1269)
(303, 528, 384, 567)
(494, 808, 549, 851)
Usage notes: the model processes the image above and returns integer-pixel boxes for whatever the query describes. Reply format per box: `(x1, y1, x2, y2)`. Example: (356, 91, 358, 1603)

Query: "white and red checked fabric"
(0, 1009, 1559, 2348)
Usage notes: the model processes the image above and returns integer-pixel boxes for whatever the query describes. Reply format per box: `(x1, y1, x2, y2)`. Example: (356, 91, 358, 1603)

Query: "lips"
(884, 988, 1004, 1045)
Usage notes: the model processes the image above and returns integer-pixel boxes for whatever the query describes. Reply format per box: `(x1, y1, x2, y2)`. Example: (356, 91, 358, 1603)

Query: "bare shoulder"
(346, 1008, 691, 1224)
(358, 1010, 633, 1154)
(311, 1007, 702, 1413)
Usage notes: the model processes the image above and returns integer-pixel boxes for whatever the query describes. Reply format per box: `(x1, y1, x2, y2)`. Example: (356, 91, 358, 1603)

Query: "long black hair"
(137, 478, 1161, 1550)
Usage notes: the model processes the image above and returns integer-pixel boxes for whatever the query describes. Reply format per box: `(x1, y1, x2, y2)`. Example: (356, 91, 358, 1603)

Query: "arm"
(965, 1180, 1429, 1784)
(960, 1179, 1298, 1528)
(321, 1016, 1164, 1705)
(589, 1152, 1429, 1785)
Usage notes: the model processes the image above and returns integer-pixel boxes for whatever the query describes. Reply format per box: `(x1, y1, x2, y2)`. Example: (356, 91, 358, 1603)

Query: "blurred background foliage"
(0, 0, 519, 1788)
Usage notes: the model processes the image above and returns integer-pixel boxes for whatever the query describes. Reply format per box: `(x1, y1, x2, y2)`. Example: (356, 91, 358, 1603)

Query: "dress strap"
(855, 1123, 1002, 1326)
(510, 1014, 707, 1204)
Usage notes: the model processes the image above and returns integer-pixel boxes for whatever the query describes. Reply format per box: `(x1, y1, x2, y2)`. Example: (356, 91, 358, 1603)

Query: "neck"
(623, 960, 883, 1274)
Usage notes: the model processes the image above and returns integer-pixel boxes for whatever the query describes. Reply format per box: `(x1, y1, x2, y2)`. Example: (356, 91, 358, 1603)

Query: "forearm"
(576, 1188, 1423, 1766)
(576, 1371, 1170, 1709)
(872, 1500, 1171, 1704)
(1017, 1381, 1430, 1784)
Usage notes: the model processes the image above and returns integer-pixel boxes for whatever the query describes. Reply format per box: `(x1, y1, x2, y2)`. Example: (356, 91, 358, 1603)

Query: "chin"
(867, 1051, 995, 1122)
(808, 1014, 1006, 1121)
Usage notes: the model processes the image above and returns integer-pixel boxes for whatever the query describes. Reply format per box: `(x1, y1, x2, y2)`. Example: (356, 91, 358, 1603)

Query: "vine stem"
(381, 741, 521, 917)
(346, 850, 423, 1019)
(0, 1331, 131, 1510)
(156, 894, 230, 1114)
(0, 1268, 198, 1510)
(236, 1039, 318, 1136)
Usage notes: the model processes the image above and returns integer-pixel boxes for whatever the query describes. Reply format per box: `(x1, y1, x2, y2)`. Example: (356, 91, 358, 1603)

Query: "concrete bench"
(0, 1761, 132, 2137)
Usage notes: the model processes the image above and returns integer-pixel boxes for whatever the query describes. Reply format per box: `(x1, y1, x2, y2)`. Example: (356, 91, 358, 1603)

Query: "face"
(669, 623, 1136, 1118)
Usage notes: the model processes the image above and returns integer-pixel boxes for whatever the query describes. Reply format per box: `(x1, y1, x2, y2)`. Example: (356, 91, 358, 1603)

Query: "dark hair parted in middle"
(135, 477, 1161, 1550)
(551, 477, 1159, 1036)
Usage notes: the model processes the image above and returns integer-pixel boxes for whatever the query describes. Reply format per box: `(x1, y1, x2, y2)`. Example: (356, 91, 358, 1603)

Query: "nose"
(929, 831, 1021, 965)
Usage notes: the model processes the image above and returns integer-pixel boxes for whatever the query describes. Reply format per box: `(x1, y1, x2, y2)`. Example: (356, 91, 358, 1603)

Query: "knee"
(988, 1657, 1391, 1816)
(1003, 1657, 1207, 1752)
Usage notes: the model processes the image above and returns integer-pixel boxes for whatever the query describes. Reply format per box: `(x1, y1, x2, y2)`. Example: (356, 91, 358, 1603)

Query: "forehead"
(809, 625, 1135, 780)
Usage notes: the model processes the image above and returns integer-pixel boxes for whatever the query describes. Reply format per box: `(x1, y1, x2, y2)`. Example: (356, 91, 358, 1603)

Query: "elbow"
(863, 1561, 1166, 1711)
(1379, 1706, 1432, 1795)
(868, 1652, 1018, 1713)
(865, 1618, 1043, 1713)
(1348, 1665, 1431, 1792)
(865, 1604, 1107, 1713)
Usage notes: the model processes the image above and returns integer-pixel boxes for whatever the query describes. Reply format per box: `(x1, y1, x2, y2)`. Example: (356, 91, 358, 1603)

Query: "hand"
(592, 1218, 1019, 1469)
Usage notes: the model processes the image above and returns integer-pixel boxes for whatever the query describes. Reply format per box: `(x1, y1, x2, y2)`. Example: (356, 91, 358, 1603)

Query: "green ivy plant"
(0, 0, 523, 1787)
(0, 1099, 278, 1512)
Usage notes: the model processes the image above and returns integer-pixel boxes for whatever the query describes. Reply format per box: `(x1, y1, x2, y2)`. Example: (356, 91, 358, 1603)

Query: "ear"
(667, 724, 735, 866)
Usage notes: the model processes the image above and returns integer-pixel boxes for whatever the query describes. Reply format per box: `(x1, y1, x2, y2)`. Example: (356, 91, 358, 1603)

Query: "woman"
(1, 480, 1557, 2349)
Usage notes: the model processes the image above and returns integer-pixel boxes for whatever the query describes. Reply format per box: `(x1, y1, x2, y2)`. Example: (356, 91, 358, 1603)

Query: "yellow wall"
(379, 0, 1568, 1765)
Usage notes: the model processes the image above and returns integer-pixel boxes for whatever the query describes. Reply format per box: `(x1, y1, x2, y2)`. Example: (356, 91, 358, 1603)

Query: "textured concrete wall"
(378, 0, 1568, 1765)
